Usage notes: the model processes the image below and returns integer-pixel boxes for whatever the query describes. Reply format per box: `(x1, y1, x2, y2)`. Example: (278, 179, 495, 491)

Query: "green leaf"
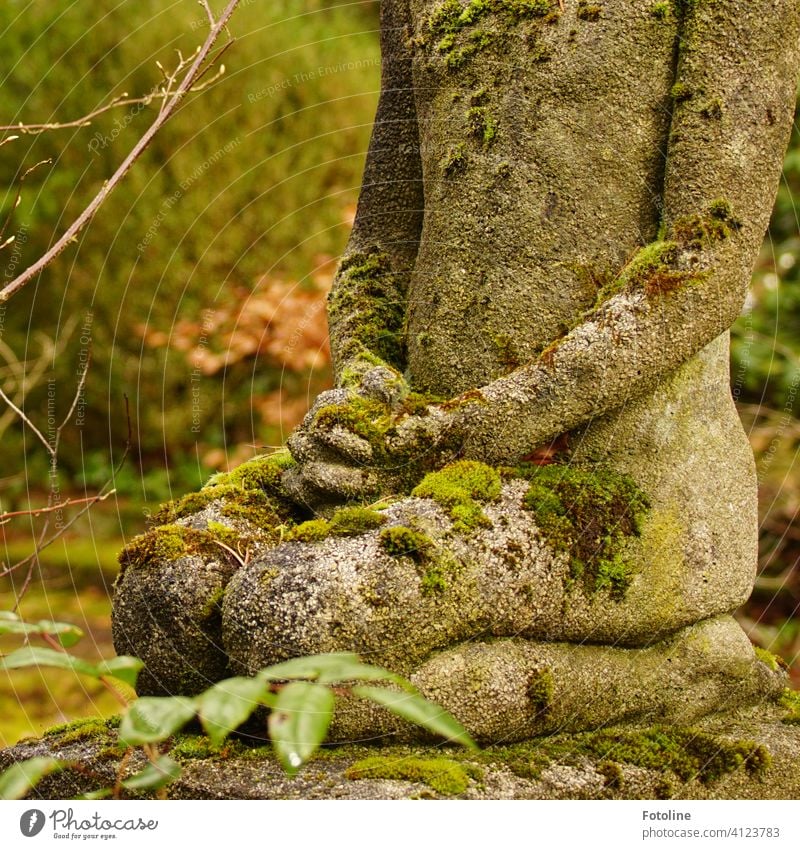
(0, 757, 65, 800)
(119, 697, 197, 746)
(96, 656, 143, 689)
(0, 647, 141, 686)
(198, 676, 267, 747)
(268, 681, 334, 775)
(259, 652, 413, 690)
(353, 686, 477, 749)
(75, 788, 113, 800)
(0, 611, 84, 647)
(0, 646, 99, 677)
(122, 755, 181, 791)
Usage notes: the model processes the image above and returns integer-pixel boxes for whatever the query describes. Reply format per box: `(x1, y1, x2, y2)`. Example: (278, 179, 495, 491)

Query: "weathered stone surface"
(109, 0, 800, 757)
(3, 703, 799, 800)
(223, 478, 758, 677)
(327, 617, 785, 743)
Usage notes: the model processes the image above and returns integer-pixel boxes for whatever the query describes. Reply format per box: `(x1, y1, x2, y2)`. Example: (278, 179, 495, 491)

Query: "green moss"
(420, 568, 448, 594)
(156, 450, 297, 530)
(345, 756, 474, 796)
(651, 2, 672, 19)
(466, 106, 498, 148)
(598, 760, 624, 790)
(207, 449, 295, 491)
(329, 506, 387, 534)
(412, 460, 502, 533)
(673, 200, 740, 250)
(779, 689, 800, 725)
(670, 82, 694, 101)
(310, 391, 461, 497)
(465, 726, 771, 786)
(218, 490, 288, 530)
(441, 142, 468, 176)
(287, 506, 387, 543)
(379, 525, 433, 559)
(170, 734, 221, 760)
(590, 199, 739, 308)
(118, 524, 237, 572)
(596, 241, 701, 304)
(327, 249, 406, 370)
(425, 0, 554, 69)
(516, 463, 649, 598)
(753, 646, 785, 673)
(43, 717, 114, 748)
(577, 2, 603, 21)
(206, 521, 240, 546)
(573, 728, 771, 784)
(527, 668, 554, 714)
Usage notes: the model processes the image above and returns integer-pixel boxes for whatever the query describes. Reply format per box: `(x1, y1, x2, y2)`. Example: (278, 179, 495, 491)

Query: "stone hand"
(284, 366, 455, 511)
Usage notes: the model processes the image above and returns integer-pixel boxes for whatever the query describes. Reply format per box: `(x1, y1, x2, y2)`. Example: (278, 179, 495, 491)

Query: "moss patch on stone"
(573, 728, 771, 785)
(379, 525, 434, 560)
(651, 2, 673, 20)
(287, 506, 387, 543)
(412, 460, 502, 533)
(345, 755, 476, 796)
(43, 717, 118, 749)
(156, 450, 297, 531)
(754, 647, 786, 673)
(515, 463, 649, 598)
(466, 106, 498, 148)
(467, 726, 771, 788)
(327, 249, 406, 370)
(590, 200, 739, 307)
(118, 524, 238, 573)
(424, 0, 555, 70)
(527, 668, 554, 714)
(779, 689, 800, 725)
(577, 2, 603, 21)
(206, 449, 295, 493)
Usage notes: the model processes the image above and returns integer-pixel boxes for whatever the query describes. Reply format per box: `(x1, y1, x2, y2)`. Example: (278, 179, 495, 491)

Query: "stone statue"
(113, 0, 800, 742)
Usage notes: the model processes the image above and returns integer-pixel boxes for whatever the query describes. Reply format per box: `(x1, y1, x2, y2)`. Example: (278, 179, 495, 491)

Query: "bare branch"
(0, 157, 52, 248)
(0, 0, 242, 303)
(199, 0, 216, 28)
(0, 491, 115, 525)
(0, 66, 227, 136)
(55, 351, 91, 446)
(0, 384, 54, 458)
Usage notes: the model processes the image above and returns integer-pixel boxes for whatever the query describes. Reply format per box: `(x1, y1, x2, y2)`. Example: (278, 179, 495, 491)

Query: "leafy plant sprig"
(0, 611, 476, 799)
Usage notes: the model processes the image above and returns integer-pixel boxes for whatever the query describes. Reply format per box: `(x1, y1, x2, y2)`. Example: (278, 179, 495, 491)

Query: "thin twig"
(0, 0, 241, 303)
(0, 490, 116, 524)
(211, 539, 245, 567)
(199, 0, 216, 28)
(0, 158, 52, 248)
(0, 68, 227, 136)
(56, 353, 91, 445)
(0, 384, 53, 457)
(1, 397, 132, 593)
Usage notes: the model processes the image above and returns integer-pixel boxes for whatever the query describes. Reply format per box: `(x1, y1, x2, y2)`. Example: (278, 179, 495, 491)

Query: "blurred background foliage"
(0, 0, 798, 743)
